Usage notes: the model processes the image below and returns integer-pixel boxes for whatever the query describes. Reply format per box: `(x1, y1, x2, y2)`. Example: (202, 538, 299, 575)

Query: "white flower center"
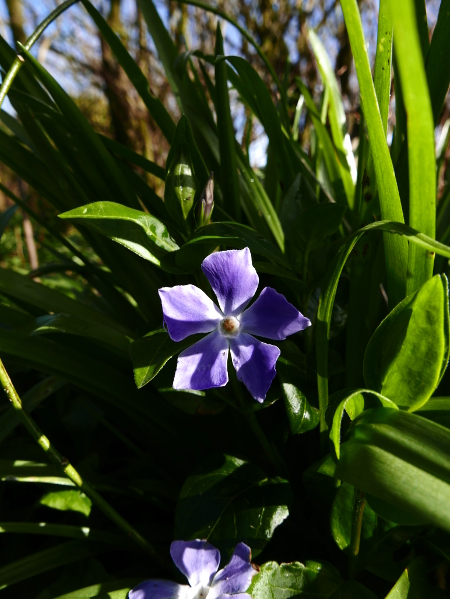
(219, 316, 241, 337)
(188, 584, 211, 599)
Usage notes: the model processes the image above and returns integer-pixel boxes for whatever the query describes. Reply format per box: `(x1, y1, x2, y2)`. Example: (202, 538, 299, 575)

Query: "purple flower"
(129, 539, 257, 599)
(159, 248, 311, 402)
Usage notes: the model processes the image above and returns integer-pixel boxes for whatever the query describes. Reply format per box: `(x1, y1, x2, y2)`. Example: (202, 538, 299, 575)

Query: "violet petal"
(173, 332, 229, 391)
(212, 594, 252, 599)
(170, 540, 221, 587)
(129, 580, 189, 599)
(159, 285, 222, 342)
(230, 334, 280, 402)
(201, 248, 258, 316)
(240, 287, 311, 340)
(209, 543, 256, 599)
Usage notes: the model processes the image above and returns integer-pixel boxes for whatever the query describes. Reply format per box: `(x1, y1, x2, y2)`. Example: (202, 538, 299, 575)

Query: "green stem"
(229, 371, 288, 476)
(0, 0, 79, 110)
(0, 358, 168, 568)
(348, 489, 366, 579)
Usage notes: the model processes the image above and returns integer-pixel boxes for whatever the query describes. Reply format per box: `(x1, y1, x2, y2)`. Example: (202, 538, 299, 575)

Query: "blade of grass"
(389, 0, 436, 295)
(215, 24, 241, 221)
(339, 0, 407, 307)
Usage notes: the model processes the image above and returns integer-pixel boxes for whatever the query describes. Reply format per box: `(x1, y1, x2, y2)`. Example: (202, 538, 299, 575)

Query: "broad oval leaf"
(59, 202, 180, 270)
(249, 560, 342, 599)
(335, 407, 450, 533)
(174, 454, 292, 558)
(363, 275, 450, 411)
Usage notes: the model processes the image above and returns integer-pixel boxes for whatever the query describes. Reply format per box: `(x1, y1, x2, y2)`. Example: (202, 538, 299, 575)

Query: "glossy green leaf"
(308, 30, 356, 207)
(175, 454, 292, 558)
(335, 407, 450, 533)
(389, 0, 436, 294)
(326, 389, 398, 460)
(59, 202, 179, 270)
(130, 330, 202, 388)
(281, 383, 319, 435)
(249, 560, 342, 599)
(364, 275, 450, 411)
(339, 0, 407, 307)
(316, 221, 450, 432)
(40, 490, 92, 517)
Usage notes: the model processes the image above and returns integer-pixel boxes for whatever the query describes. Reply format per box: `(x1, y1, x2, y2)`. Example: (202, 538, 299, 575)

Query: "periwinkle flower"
(129, 539, 257, 599)
(159, 248, 311, 402)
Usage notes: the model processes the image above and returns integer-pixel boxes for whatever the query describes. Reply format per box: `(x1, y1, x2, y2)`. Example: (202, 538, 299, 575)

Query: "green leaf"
(100, 135, 166, 180)
(417, 397, 450, 429)
(130, 330, 202, 388)
(426, 0, 450, 124)
(385, 557, 444, 599)
(40, 490, 92, 517)
(175, 454, 292, 558)
(335, 407, 450, 533)
(296, 81, 349, 207)
(0, 267, 130, 335)
(281, 383, 319, 435)
(308, 30, 356, 207)
(326, 389, 398, 460)
(363, 275, 450, 411)
(21, 313, 132, 356)
(163, 221, 288, 273)
(0, 460, 74, 486)
(249, 560, 342, 599)
(81, 0, 175, 142)
(338, 0, 407, 306)
(389, 0, 436, 294)
(0, 540, 104, 590)
(59, 202, 179, 270)
(52, 580, 138, 599)
(18, 45, 139, 209)
(215, 25, 241, 220)
(0, 522, 121, 543)
(315, 220, 450, 433)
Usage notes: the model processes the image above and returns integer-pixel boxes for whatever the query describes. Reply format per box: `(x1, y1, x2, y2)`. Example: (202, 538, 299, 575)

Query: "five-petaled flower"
(159, 248, 311, 402)
(129, 539, 257, 599)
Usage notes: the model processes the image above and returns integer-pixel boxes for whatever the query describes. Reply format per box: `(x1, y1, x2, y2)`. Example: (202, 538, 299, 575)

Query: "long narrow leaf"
(389, 0, 436, 295)
(339, 0, 407, 307)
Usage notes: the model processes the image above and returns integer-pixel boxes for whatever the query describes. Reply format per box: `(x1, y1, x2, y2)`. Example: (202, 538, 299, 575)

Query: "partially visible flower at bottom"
(129, 539, 257, 599)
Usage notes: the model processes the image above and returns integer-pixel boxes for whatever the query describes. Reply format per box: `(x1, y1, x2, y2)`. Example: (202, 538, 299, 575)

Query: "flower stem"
(348, 489, 366, 579)
(0, 358, 168, 569)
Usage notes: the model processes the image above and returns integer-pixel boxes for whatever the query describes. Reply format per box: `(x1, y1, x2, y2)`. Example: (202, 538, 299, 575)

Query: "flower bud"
(195, 172, 214, 228)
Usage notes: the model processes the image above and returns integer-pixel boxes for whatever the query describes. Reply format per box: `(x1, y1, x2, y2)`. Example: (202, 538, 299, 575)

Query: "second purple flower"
(159, 248, 311, 402)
